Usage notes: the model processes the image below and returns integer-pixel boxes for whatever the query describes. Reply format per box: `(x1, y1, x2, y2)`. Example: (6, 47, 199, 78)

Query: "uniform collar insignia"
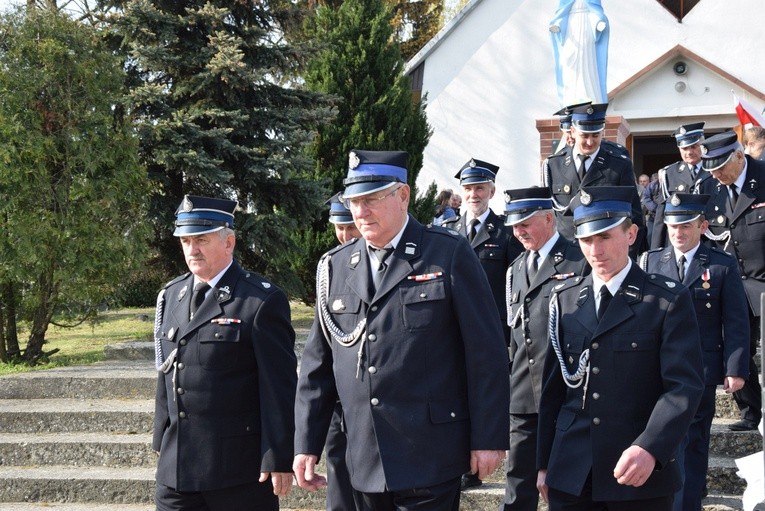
(350, 251, 361, 267)
(576, 286, 590, 306)
(553, 251, 564, 263)
(217, 285, 232, 301)
(179, 285, 188, 300)
(404, 242, 416, 255)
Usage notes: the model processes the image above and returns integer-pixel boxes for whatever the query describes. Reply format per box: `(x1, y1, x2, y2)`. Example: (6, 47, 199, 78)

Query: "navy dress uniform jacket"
(543, 145, 646, 253)
(443, 209, 523, 344)
(295, 217, 510, 493)
(640, 244, 749, 384)
(537, 265, 704, 501)
(153, 261, 297, 492)
(704, 156, 765, 317)
(650, 161, 713, 249)
(506, 236, 588, 413)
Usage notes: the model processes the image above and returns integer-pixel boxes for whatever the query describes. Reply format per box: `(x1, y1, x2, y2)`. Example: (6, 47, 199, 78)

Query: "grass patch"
(0, 302, 315, 376)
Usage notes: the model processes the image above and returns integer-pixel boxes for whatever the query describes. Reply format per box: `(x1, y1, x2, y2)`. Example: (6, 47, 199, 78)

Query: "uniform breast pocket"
(198, 325, 242, 370)
(693, 286, 721, 316)
(613, 334, 658, 379)
(400, 281, 446, 331)
(559, 331, 587, 373)
(327, 294, 362, 331)
(478, 248, 503, 261)
(745, 209, 765, 228)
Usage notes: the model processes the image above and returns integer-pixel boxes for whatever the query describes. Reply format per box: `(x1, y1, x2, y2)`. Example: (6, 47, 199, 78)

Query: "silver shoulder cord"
(542, 159, 569, 212)
(505, 264, 524, 329)
(316, 254, 367, 378)
(549, 292, 590, 407)
(658, 167, 670, 200)
(153, 288, 179, 400)
(703, 228, 731, 250)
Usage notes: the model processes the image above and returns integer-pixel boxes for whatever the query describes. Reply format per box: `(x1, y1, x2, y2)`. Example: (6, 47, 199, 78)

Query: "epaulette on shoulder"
(426, 223, 461, 237)
(551, 275, 583, 294)
(710, 246, 735, 259)
(645, 273, 684, 294)
(241, 270, 279, 293)
(163, 272, 190, 289)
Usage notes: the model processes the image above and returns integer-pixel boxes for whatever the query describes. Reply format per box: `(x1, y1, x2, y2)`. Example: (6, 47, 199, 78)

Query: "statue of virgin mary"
(550, 0, 609, 106)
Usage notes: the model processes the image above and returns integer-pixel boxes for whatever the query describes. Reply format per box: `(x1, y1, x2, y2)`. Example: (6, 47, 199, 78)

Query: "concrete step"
(711, 420, 763, 458)
(0, 432, 154, 468)
(0, 361, 156, 400)
(708, 455, 746, 495)
(0, 466, 155, 504)
(0, 399, 153, 434)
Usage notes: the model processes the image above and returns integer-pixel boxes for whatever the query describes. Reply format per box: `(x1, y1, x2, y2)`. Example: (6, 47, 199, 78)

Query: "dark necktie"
(528, 251, 539, 281)
(677, 255, 686, 283)
(729, 184, 739, 210)
(690, 164, 698, 181)
(190, 282, 210, 320)
(467, 218, 480, 242)
(372, 247, 393, 289)
(597, 286, 612, 321)
(577, 154, 589, 182)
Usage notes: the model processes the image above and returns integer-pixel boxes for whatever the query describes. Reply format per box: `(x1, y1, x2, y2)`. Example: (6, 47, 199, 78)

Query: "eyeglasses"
(341, 186, 402, 210)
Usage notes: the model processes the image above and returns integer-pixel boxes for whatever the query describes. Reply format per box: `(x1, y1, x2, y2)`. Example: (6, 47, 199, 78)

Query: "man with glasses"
(701, 131, 765, 432)
(294, 149, 510, 511)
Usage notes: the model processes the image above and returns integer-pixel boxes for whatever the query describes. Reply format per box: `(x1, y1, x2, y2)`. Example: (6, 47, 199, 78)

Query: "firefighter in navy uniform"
(322, 193, 364, 511)
(442, 158, 522, 490)
(500, 187, 589, 511)
(639, 193, 749, 511)
(294, 150, 510, 511)
(551, 101, 629, 158)
(542, 103, 646, 258)
(536, 186, 703, 511)
(649, 122, 714, 249)
(701, 131, 765, 432)
(153, 195, 297, 511)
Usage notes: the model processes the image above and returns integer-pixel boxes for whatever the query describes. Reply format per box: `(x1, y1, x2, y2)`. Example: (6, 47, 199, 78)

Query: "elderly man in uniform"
(322, 193, 363, 511)
(701, 131, 765, 431)
(294, 150, 510, 511)
(640, 193, 749, 511)
(442, 158, 523, 490)
(543, 103, 646, 257)
(649, 123, 714, 249)
(500, 187, 588, 511)
(153, 195, 297, 511)
(536, 186, 704, 511)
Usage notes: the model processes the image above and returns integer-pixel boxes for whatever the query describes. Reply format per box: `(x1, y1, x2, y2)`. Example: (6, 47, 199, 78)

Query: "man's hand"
(292, 454, 327, 491)
(724, 376, 745, 394)
(470, 450, 505, 480)
(613, 445, 656, 487)
(259, 472, 292, 496)
(536, 469, 549, 503)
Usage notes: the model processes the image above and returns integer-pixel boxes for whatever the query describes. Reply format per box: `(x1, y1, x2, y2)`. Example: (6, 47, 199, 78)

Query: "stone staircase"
(0, 334, 760, 510)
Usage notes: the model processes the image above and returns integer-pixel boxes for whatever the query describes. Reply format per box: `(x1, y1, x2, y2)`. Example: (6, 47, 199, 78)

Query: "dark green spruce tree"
(113, 0, 333, 296)
(290, 0, 434, 303)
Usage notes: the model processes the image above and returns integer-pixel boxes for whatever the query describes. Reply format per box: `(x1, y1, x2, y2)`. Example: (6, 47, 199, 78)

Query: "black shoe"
(460, 473, 482, 491)
(728, 419, 759, 431)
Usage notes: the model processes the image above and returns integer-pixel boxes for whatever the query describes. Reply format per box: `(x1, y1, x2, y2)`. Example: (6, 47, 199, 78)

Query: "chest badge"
(701, 269, 711, 289)
(332, 299, 346, 311)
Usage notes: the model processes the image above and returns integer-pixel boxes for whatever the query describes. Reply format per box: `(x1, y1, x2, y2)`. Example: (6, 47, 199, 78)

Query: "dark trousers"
(732, 314, 762, 424)
(501, 413, 539, 511)
(360, 476, 461, 511)
(548, 474, 672, 511)
(156, 480, 277, 511)
(326, 401, 363, 511)
(673, 384, 715, 511)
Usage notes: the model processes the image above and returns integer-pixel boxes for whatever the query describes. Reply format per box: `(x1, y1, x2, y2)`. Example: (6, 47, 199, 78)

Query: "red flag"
(733, 92, 765, 127)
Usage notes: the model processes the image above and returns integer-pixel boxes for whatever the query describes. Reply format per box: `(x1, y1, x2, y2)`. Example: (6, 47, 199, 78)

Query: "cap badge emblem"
(469, 159, 477, 168)
(182, 196, 194, 212)
(701, 145, 708, 155)
(580, 190, 592, 205)
(670, 194, 681, 206)
(586, 106, 594, 114)
(348, 151, 360, 170)
(679, 126, 687, 135)
(504, 192, 512, 204)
